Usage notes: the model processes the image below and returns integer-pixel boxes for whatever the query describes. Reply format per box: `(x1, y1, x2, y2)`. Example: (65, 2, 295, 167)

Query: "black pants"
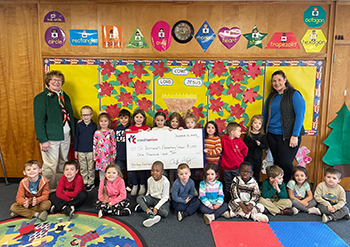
(245, 156, 262, 183)
(267, 133, 301, 182)
(49, 190, 88, 212)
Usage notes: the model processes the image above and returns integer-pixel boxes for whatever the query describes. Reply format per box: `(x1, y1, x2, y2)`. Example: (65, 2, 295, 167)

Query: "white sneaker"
(204, 214, 215, 225)
(230, 211, 237, 218)
(98, 209, 103, 218)
(308, 207, 321, 215)
(131, 185, 138, 196)
(222, 210, 231, 219)
(292, 207, 299, 215)
(143, 215, 161, 227)
(251, 212, 269, 222)
(138, 184, 146, 195)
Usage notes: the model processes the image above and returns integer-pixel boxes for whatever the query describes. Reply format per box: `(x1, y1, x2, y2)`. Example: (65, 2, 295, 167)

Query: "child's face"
(230, 127, 241, 139)
(119, 115, 130, 127)
(170, 118, 179, 129)
(151, 164, 163, 181)
(155, 115, 165, 128)
(185, 118, 196, 129)
(134, 113, 145, 127)
(206, 168, 217, 183)
(178, 168, 191, 184)
(270, 174, 283, 185)
(81, 109, 92, 124)
(64, 164, 78, 181)
(23, 164, 41, 181)
(239, 165, 253, 183)
(294, 170, 307, 185)
(99, 117, 109, 130)
(206, 123, 216, 137)
(106, 167, 119, 182)
(324, 173, 341, 188)
(252, 119, 262, 132)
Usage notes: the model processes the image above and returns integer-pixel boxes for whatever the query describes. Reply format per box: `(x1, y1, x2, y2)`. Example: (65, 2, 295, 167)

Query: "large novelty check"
(126, 129, 204, 171)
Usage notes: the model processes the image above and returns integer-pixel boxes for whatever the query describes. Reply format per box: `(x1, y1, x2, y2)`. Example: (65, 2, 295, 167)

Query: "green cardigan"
(34, 88, 75, 143)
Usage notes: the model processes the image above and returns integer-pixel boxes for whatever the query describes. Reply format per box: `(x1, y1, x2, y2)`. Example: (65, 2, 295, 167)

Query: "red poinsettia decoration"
(227, 83, 243, 98)
(215, 118, 227, 133)
(134, 79, 147, 95)
(229, 104, 245, 119)
(243, 88, 258, 103)
(105, 104, 120, 120)
(157, 108, 170, 120)
(99, 82, 114, 97)
(111, 119, 119, 129)
(211, 61, 227, 77)
(192, 106, 204, 120)
(246, 63, 262, 80)
(132, 63, 147, 78)
(209, 97, 224, 113)
(230, 67, 245, 82)
(117, 71, 133, 87)
(239, 120, 248, 133)
(118, 92, 133, 106)
(153, 61, 168, 77)
(137, 97, 152, 112)
(100, 61, 115, 78)
(190, 61, 206, 77)
(208, 81, 224, 97)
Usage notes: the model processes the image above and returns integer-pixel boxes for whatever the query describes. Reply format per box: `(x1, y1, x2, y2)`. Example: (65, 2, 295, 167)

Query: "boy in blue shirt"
(172, 163, 200, 221)
(74, 105, 97, 192)
(115, 109, 132, 191)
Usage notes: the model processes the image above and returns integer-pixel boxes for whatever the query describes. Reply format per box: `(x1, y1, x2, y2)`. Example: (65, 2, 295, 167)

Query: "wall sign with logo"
(303, 5, 326, 28)
(70, 30, 98, 46)
(44, 11, 65, 22)
(44, 26, 66, 48)
(195, 21, 216, 52)
(265, 32, 300, 49)
(151, 21, 172, 52)
(102, 25, 123, 48)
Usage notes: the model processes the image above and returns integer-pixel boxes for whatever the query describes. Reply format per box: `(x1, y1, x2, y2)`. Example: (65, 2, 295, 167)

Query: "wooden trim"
(335, 40, 350, 46)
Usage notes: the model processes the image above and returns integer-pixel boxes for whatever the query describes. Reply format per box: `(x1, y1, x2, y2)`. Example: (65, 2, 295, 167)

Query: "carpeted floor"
(1, 182, 349, 247)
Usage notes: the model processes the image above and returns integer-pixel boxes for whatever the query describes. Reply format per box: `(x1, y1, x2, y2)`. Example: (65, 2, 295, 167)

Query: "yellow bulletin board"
(45, 59, 323, 135)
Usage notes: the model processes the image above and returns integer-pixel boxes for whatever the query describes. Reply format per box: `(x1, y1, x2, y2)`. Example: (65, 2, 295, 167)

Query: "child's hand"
(74, 151, 78, 160)
(328, 205, 335, 213)
(203, 149, 208, 154)
(32, 196, 37, 206)
(179, 127, 184, 130)
(138, 129, 143, 132)
(209, 205, 214, 210)
(273, 181, 280, 193)
(213, 204, 220, 210)
(108, 202, 113, 206)
(77, 119, 83, 124)
(153, 208, 158, 214)
(255, 140, 261, 146)
(185, 197, 191, 204)
(300, 200, 308, 207)
(246, 203, 254, 212)
(125, 128, 131, 132)
(241, 204, 249, 214)
(23, 198, 29, 209)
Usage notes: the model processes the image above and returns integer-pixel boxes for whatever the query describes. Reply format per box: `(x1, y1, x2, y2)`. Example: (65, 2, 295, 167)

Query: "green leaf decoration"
(129, 82, 134, 87)
(203, 111, 208, 117)
(110, 80, 118, 87)
(226, 77, 233, 87)
(155, 104, 161, 111)
(94, 84, 100, 90)
(240, 76, 249, 85)
(224, 62, 229, 66)
(162, 58, 167, 64)
(223, 71, 229, 76)
(236, 92, 243, 100)
(101, 105, 107, 111)
(145, 88, 152, 94)
(204, 104, 210, 110)
(241, 102, 248, 109)
(126, 64, 134, 71)
(120, 87, 127, 93)
(148, 66, 155, 72)
(219, 79, 225, 85)
(97, 93, 103, 99)
(199, 120, 205, 127)
(240, 86, 247, 91)
(127, 104, 133, 109)
(111, 89, 118, 95)
(218, 111, 224, 117)
(145, 80, 151, 86)
(111, 61, 117, 67)
(209, 72, 215, 79)
(204, 81, 211, 87)
(129, 73, 136, 79)
(147, 109, 155, 118)
(227, 116, 235, 122)
(222, 89, 229, 95)
(132, 91, 136, 97)
(256, 60, 263, 66)
(132, 96, 138, 102)
(253, 85, 260, 91)
(205, 90, 211, 96)
(102, 74, 109, 81)
(260, 68, 265, 74)
(144, 71, 150, 76)
(97, 67, 102, 72)
(256, 95, 263, 100)
(114, 69, 122, 76)
(198, 103, 204, 108)
(242, 112, 249, 120)
(223, 102, 229, 109)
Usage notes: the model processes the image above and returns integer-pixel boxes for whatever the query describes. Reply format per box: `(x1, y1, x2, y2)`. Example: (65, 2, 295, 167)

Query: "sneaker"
(120, 208, 131, 216)
(279, 208, 293, 215)
(143, 215, 161, 227)
(251, 212, 269, 222)
(292, 207, 299, 215)
(230, 211, 237, 218)
(131, 185, 138, 196)
(126, 182, 133, 192)
(222, 210, 231, 219)
(138, 184, 146, 195)
(65, 206, 75, 218)
(86, 184, 95, 192)
(134, 204, 143, 212)
(178, 211, 188, 221)
(38, 211, 48, 221)
(308, 207, 321, 215)
(345, 213, 350, 220)
(50, 205, 55, 214)
(10, 212, 18, 218)
(98, 209, 103, 218)
(322, 214, 332, 223)
(203, 214, 215, 225)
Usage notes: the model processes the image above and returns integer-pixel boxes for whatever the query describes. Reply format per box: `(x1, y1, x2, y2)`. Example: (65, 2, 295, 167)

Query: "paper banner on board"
(265, 32, 300, 49)
(195, 21, 216, 52)
(70, 29, 98, 46)
(218, 27, 241, 49)
(126, 27, 149, 49)
(301, 29, 327, 53)
(44, 26, 66, 48)
(44, 11, 65, 22)
(102, 25, 123, 48)
(151, 21, 172, 52)
(304, 5, 326, 28)
(243, 25, 267, 49)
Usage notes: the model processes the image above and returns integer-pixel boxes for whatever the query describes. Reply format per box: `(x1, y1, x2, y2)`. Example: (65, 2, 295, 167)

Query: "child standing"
(127, 109, 150, 196)
(259, 165, 296, 216)
(49, 160, 88, 217)
(74, 105, 97, 192)
(221, 122, 248, 200)
(243, 115, 267, 182)
(228, 162, 268, 222)
(95, 164, 131, 218)
(115, 109, 132, 192)
(135, 161, 170, 227)
(314, 167, 350, 223)
(172, 163, 201, 221)
(152, 111, 170, 130)
(203, 121, 222, 165)
(199, 163, 228, 225)
(287, 166, 317, 214)
(10, 160, 51, 221)
(93, 113, 116, 181)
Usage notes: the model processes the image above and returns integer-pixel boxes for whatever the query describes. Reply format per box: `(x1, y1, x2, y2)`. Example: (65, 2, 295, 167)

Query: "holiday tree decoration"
(323, 103, 350, 166)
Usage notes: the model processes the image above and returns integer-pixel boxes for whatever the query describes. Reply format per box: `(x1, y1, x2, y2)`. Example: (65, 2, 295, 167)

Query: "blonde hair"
(266, 165, 284, 179)
(247, 115, 264, 137)
(184, 109, 197, 126)
(226, 122, 241, 134)
(102, 164, 123, 201)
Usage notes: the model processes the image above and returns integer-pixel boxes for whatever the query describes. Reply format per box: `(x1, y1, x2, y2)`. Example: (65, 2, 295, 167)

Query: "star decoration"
(243, 25, 267, 49)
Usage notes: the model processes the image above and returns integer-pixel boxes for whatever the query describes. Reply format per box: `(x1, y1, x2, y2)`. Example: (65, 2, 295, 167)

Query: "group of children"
(10, 107, 350, 227)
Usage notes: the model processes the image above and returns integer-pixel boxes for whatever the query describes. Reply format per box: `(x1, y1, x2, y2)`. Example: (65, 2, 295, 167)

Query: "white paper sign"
(126, 129, 204, 171)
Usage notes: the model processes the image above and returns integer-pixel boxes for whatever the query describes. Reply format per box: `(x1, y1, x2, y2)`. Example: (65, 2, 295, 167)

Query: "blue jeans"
(200, 202, 228, 219)
(173, 197, 200, 215)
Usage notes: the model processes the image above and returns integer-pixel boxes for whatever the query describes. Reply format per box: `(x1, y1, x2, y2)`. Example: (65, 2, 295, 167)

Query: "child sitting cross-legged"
(135, 161, 170, 227)
(228, 162, 268, 222)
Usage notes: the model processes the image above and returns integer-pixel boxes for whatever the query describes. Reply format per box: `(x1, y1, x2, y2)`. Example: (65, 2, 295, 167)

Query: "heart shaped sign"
(218, 27, 241, 49)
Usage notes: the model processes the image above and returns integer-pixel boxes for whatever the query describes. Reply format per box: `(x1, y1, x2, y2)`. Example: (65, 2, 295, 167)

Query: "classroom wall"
(0, 0, 343, 187)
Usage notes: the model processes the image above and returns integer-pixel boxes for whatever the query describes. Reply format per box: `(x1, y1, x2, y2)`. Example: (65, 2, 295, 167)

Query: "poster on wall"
(44, 26, 66, 48)
(243, 25, 267, 49)
(70, 30, 98, 46)
(265, 32, 300, 49)
(303, 5, 326, 28)
(218, 27, 241, 49)
(102, 25, 123, 48)
(301, 29, 327, 53)
(195, 21, 216, 52)
(126, 27, 149, 49)
(151, 21, 172, 52)
(44, 11, 65, 22)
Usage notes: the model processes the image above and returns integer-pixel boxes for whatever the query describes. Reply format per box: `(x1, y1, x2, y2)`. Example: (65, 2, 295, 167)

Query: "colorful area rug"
(0, 212, 147, 247)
